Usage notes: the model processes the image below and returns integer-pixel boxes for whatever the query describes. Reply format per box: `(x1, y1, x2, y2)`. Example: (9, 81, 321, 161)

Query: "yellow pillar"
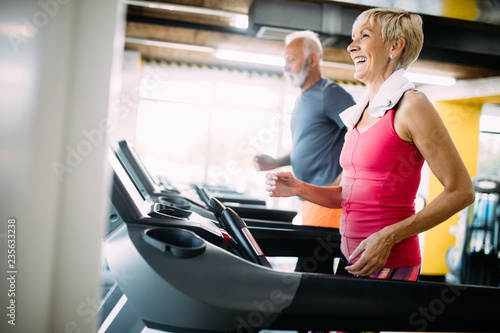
(421, 99, 482, 275)
(442, 0, 478, 21)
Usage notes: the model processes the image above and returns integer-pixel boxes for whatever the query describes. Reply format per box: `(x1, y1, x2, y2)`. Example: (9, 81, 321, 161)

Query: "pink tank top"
(339, 109, 423, 268)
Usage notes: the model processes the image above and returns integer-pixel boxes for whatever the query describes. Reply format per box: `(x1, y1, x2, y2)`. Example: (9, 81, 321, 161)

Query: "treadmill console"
(109, 150, 228, 247)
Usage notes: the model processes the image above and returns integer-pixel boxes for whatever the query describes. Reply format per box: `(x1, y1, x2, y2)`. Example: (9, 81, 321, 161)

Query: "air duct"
(248, 0, 500, 70)
(248, 0, 357, 48)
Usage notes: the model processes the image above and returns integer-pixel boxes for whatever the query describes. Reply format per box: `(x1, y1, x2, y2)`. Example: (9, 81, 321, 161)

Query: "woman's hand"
(345, 230, 395, 276)
(265, 172, 301, 198)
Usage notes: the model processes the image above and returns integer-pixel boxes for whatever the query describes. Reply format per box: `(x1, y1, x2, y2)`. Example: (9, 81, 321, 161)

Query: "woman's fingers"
(265, 172, 278, 180)
(265, 172, 295, 197)
(265, 179, 276, 186)
(265, 172, 277, 196)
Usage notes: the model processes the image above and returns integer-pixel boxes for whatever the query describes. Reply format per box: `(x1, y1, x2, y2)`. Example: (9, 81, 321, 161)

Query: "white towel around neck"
(339, 69, 415, 129)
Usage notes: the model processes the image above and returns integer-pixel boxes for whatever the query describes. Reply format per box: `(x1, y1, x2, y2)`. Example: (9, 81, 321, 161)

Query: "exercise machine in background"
(447, 174, 500, 287)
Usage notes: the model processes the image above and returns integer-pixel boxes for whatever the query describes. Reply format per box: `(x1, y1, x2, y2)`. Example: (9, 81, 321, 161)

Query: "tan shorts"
(300, 200, 341, 228)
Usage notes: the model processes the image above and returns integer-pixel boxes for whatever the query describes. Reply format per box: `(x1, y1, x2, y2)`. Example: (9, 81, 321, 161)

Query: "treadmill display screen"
(109, 152, 146, 209)
(124, 141, 162, 187)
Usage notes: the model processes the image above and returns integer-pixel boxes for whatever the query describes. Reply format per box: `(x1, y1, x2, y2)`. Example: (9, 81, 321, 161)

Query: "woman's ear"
(391, 37, 406, 58)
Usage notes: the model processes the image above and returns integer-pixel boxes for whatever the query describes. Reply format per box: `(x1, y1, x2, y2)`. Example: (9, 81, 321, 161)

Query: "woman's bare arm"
(266, 172, 343, 208)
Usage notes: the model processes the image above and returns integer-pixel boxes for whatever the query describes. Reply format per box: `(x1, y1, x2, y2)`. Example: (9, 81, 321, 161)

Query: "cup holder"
(148, 202, 192, 219)
(141, 227, 206, 258)
(159, 196, 191, 210)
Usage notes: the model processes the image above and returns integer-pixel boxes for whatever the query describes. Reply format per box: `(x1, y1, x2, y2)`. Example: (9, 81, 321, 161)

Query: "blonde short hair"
(285, 30, 323, 60)
(353, 8, 424, 69)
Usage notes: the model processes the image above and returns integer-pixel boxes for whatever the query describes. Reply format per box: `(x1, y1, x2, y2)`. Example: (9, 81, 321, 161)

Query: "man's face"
(283, 39, 309, 88)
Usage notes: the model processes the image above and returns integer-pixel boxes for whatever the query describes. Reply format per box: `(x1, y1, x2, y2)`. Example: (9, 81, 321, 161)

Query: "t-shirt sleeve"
(324, 83, 356, 129)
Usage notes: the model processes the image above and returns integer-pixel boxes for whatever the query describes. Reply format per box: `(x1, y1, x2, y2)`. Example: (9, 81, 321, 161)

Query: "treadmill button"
(220, 229, 231, 244)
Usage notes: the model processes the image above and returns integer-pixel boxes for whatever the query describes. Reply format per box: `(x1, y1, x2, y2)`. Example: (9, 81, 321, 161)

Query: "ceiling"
(123, 0, 500, 84)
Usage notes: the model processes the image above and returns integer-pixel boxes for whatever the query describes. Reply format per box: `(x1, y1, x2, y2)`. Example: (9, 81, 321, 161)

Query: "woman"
(265, 8, 475, 280)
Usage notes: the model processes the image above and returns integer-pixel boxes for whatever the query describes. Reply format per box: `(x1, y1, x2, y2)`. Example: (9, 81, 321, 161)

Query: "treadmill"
(115, 140, 297, 222)
(102, 149, 500, 333)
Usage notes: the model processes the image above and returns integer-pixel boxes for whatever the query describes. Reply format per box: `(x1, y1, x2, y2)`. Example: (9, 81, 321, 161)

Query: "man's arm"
(254, 154, 291, 171)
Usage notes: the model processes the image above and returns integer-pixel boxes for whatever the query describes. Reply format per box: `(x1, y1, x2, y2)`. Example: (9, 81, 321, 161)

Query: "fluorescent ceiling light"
(404, 72, 456, 86)
(480, 115, 500, 133)
(480, 105, 500, 133)
(215, 50, 285, 67)
(323, 61, 456, 86)
(125, 37, 214, 53)
(124, 0, 248, 29)
(231, 16, 249, 29)
(323, 61, 355, 70)
(212, 53, 456, 87)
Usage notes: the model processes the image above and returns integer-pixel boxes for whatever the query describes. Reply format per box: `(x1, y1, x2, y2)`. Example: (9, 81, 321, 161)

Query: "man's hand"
(254, 154, 279, 171)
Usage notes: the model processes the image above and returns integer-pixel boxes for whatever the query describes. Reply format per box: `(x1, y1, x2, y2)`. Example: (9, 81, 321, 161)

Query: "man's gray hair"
(285, 30, 323, 60)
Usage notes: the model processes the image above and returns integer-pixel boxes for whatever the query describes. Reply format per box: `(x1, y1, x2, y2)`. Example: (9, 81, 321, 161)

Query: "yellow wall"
(442, 0, 478, 21)
(421, 99, 482, 275)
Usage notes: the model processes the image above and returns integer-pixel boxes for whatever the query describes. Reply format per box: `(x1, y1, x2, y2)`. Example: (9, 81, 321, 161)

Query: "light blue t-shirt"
(290, 78, 355, 186)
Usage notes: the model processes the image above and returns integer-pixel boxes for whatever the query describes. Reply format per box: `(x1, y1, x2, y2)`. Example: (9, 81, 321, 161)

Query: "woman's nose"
(347, 41, 358, 53)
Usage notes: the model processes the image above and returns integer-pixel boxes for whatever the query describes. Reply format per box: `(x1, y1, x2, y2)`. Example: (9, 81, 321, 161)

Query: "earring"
(390, 54, 393, 59)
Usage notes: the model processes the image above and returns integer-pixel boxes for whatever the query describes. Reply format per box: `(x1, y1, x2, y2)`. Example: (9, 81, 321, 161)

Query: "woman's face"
(347, 21, 392, 85)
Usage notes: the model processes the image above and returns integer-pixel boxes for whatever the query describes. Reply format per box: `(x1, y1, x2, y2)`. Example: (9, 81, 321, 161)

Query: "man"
(254, 30, 355, 273)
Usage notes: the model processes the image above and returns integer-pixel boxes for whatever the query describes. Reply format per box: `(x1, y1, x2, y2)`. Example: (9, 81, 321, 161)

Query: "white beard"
(284, 61, 309, 88)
